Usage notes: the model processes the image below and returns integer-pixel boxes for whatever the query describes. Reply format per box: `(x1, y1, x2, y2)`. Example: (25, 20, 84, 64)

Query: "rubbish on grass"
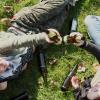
(77, 63, 86, 73)
(49, 58, 57, 65)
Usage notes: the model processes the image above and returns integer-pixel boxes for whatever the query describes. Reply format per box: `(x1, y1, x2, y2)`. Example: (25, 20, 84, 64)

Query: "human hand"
(64, 32, 85, 46)
(0, 58, 10, 74)
(71, 76, 80, 89)
(46, 29, 62, 45)
(87, 83, 100, 100)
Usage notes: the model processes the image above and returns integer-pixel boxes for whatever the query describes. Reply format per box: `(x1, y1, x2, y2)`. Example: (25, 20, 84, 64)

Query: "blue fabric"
(0, 27, 33, 82)
(84, 15, 100, 45)
(0, 47, 33, 82)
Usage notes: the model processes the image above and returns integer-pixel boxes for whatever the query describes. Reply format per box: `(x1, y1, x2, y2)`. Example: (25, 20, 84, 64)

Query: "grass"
(0, 0, 100, 100)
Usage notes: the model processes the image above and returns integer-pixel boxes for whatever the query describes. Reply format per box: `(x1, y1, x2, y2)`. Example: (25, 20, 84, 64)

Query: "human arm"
(0, 32, 47, 52)
(0, 58, 10, 74)
(0, 29, 62, 52)
(81, 42, 100, 63)
(0, 29, 62, 74)
(64, 32, 100, 63)
(0, 32, 46, 74)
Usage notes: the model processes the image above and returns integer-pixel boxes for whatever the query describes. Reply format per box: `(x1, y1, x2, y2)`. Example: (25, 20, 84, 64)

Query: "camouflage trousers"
(14, 0, 69, 32)
(39, 0, 67, 31)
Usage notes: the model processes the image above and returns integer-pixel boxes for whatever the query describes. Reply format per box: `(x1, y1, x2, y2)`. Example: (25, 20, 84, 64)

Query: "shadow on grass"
(46, 44, 80, 66)
(0, 58, 41, 100)
(61, 0, 86, 34)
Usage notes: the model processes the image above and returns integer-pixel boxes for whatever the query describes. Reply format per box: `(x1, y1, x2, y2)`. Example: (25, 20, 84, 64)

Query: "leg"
(84, 15, 100, 45)
(14, 0, 68, 29)
(43, 9, 67, 31)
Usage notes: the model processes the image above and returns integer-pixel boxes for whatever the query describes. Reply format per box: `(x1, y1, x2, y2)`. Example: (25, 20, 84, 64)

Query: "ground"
(0, 0, 100, 100)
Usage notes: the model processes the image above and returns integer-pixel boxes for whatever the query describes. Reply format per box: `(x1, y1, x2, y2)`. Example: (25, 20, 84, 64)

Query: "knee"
(84, 15, 93, 26)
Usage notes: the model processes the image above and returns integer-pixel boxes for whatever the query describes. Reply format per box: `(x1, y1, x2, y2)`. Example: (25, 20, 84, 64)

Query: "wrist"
(63, 35, 68, 45)
(34, 32, 47, 45)
(79, 41, 86, 47)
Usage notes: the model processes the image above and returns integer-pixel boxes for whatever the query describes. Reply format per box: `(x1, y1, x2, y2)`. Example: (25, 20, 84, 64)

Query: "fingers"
(44, 33, 54, 43)
(70, 32, 83, 37)
(48, 29, 60, 36)
(46, 35, 62, 45)
(68, 32, 85, 46)
(70, 32, 83, 41)
(45, 29, 84, 46)
(46, 28, 62, 45)
(0, 67, 4, 73)
(0, 66, 7, 73)
(54, 36, 62, 45)
(0, 58, 9, 74)
(0, 59, 9, 67)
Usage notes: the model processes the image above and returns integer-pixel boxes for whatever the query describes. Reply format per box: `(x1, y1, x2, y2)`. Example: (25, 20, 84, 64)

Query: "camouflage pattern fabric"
(13, 0, 78, 31)
(0, 0, 79, 81)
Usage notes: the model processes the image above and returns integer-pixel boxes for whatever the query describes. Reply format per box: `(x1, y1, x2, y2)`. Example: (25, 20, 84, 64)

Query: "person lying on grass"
(0, 28, 62, 91)
(64, 31, 100, 100)
(71, 70, 100, 100)
(0, 0, 79, 90)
